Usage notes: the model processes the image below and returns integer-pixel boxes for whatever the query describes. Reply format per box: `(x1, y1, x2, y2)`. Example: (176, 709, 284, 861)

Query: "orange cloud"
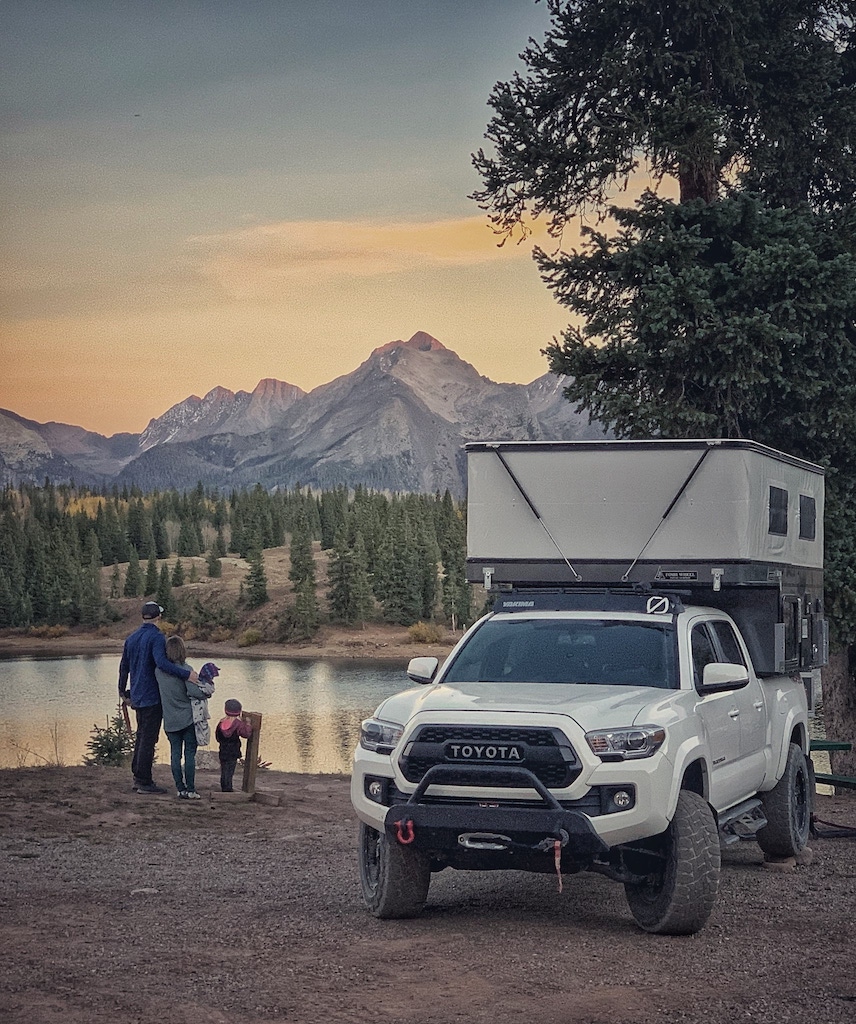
(191, 216, 557, 298)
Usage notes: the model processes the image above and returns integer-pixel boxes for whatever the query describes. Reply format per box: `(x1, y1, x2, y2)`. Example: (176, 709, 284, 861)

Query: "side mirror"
(407, 656, 439, 685)
(698, 662, 750, 694)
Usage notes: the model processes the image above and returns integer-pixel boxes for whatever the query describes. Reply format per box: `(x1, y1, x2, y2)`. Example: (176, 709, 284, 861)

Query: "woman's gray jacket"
(156, 662, 209, 733)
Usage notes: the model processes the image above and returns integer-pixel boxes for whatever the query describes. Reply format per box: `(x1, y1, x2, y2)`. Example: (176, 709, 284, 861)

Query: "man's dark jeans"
(131, 704, 163, 786)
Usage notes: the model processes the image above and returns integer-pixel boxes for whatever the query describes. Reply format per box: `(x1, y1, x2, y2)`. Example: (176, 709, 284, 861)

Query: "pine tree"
(145, 551, 159, 595)
(379, 506, 422, 625)
(124, 546, 142, 598)
(244, 548, 269, 609)
(156, 564, 176, 621)
(127, 498, 149, 557)
(349, 531, 374, 628)
(110, 560, 121, 599)
(327, 527, 352, 622)
(206, 547, 223, 578)
(171, 558, 185, 587)
(288, 507, 315, 587)
(177, 516, 202, 557)
(79, 532, 103, 626)
(152, 511, 170, 559)
(293, 575, 319, 638)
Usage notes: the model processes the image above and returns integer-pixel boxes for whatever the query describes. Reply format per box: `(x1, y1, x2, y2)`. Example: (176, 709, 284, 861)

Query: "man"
(118, 601, 199, 794)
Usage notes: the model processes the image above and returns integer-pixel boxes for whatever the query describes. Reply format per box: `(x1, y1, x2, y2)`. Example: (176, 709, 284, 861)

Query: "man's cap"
(141, 602, 163, 619)
(224, 698, 242, 716)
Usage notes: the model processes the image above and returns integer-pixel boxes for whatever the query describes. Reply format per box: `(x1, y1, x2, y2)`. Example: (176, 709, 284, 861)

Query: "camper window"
(799, 494, 817, 540)
(769, 486, 788, 536)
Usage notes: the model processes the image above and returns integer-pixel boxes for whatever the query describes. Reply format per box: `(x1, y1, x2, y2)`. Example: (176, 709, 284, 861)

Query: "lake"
(0, 654, 836, 789)
(0, 654, 415, 774)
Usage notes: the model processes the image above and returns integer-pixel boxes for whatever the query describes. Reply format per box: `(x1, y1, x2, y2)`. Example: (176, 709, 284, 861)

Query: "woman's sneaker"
(184, 791, 202, 800)
(177, 790, 188, 799)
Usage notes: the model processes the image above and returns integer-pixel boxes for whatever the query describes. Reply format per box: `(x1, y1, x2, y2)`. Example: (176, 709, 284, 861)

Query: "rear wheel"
(757, 742, 812, 858)
(623, 789, 721, 935)
(358, 822, 430, 919)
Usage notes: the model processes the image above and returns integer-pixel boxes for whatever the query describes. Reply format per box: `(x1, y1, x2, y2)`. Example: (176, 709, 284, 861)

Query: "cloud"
(191, 216, 553, 298)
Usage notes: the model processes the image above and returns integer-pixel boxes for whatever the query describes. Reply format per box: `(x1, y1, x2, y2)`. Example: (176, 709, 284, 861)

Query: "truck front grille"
(399, 724, 580, 789)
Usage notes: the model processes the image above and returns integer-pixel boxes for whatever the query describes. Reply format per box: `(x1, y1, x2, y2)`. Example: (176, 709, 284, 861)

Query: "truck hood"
(375, 681, 674, 732)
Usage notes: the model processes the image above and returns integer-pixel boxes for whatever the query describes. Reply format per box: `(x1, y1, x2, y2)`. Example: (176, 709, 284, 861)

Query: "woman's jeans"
(166, 725, 198, 793)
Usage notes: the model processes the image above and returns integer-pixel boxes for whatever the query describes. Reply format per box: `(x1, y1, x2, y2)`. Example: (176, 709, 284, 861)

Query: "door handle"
(728, 709, 740, 719)
(754, 701, 764, 710)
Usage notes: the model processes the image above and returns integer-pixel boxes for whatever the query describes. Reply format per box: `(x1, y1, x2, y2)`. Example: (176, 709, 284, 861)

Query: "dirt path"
(1, 766, 855, 1024)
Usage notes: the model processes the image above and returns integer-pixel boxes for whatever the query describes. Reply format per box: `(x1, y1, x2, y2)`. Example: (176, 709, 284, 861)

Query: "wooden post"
(241, 711, 263, 795)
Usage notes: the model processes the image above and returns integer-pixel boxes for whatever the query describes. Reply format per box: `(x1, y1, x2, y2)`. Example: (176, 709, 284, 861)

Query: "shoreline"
(0, 627, 455, 664)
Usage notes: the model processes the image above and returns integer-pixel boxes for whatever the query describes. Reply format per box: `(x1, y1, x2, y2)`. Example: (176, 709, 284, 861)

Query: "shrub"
(237, 627, 263, 647)
(408, 621, 444, 644)
(84, 706, 134, 766)
(27, 624, 69, 639)
(209, 626, 233, 643)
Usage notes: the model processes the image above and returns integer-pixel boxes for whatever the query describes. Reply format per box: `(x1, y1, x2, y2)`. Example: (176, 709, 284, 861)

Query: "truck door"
(708, 618, 767, 785)
(691, 621, 748, 810)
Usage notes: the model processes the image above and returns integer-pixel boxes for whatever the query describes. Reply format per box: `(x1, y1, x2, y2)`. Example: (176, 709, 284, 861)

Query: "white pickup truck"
(351, 440, 826, 934)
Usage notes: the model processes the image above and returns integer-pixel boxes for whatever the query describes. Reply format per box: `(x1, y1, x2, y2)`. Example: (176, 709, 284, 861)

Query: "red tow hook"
(395, 818, 416, 845)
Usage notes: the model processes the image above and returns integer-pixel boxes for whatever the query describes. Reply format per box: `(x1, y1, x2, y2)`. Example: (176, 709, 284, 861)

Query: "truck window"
(710, 621, 745, 666)
(443, 618, 678, 689)
(691, 624, 718, 686)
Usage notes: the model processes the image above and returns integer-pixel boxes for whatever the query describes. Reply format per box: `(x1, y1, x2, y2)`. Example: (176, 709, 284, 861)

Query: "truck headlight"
(359, 718, 404, 754)
(585, 725, 666, 761)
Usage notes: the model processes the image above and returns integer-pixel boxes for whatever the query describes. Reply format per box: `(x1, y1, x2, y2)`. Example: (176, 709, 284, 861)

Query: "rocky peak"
(372, 331, 447, 357)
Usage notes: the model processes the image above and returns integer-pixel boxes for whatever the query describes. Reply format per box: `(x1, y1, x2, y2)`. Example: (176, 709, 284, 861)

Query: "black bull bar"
(383, 764, 608, 856)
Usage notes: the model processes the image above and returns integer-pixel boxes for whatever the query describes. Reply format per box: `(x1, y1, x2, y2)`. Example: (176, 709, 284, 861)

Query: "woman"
(155, 635, 212, 800)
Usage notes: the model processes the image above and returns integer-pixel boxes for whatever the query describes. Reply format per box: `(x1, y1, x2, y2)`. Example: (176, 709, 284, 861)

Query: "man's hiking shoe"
(179, 790, 202, 800)
(134, 783, 167, 794)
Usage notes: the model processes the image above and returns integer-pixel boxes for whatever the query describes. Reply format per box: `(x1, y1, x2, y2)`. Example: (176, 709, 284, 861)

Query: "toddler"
(215, 698, 253, 793)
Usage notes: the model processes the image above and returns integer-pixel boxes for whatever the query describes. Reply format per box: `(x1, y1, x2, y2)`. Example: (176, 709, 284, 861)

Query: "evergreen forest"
(0, 481, 472, 643)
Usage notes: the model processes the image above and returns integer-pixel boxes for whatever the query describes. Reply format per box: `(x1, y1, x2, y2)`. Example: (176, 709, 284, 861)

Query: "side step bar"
(718, 797, 767, 846)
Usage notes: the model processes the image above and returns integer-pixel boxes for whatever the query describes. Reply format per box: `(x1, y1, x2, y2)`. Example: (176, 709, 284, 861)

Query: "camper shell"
(465, 439, 827, 677)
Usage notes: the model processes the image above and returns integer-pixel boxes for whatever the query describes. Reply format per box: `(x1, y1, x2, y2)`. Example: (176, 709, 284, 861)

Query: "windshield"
(443, 617, 678, 689)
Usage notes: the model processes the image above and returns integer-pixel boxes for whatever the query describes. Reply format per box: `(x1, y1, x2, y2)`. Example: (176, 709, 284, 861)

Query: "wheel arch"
(680, 757, 709, 801)
(768, 711, 810, 784)
(666, 738, 710, 814)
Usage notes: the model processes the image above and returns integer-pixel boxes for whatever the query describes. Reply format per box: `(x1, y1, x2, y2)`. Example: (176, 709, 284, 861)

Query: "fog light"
(612, 789, 632, 809)
(368, 780, 383, 799)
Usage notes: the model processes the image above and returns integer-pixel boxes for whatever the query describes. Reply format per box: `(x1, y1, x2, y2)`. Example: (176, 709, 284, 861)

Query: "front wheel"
(358, 822, 430, 919)
(623, 789, 721, 935)
(757, 742, 812, 858)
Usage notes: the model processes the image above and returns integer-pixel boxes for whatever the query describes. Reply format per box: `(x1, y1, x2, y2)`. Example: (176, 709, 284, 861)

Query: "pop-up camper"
(465, 439, 827, 676)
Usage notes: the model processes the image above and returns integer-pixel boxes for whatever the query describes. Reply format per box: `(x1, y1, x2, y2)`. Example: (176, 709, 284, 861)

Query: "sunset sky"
(0, 0, 585, 437)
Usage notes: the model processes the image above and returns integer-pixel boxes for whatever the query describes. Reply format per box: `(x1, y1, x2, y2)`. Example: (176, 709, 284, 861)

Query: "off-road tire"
(757, 742, 812, 858)
(358, 822, 431, 919)
(623, 789, 721, 935)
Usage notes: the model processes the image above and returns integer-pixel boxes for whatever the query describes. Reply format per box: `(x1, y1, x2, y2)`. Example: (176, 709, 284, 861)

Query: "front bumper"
(382, 764, 609, 858)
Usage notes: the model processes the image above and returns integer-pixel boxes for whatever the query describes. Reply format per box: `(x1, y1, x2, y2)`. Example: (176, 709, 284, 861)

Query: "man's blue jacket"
(118, 622, 190, 708)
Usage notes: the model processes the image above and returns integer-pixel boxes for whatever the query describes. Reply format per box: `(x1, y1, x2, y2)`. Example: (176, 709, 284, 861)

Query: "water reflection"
(0, 654, 413, 774)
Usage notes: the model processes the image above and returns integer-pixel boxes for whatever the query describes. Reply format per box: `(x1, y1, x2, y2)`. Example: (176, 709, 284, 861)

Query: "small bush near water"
(84, 705, 134, 767)
(408, 621, 444, 644)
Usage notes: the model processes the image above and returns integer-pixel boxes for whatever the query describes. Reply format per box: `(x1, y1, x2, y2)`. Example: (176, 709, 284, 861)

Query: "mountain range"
(0, 332, 605, 497)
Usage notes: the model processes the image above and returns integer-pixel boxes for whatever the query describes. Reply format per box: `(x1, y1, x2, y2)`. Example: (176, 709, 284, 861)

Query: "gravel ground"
(1, 765, 855, 1024)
